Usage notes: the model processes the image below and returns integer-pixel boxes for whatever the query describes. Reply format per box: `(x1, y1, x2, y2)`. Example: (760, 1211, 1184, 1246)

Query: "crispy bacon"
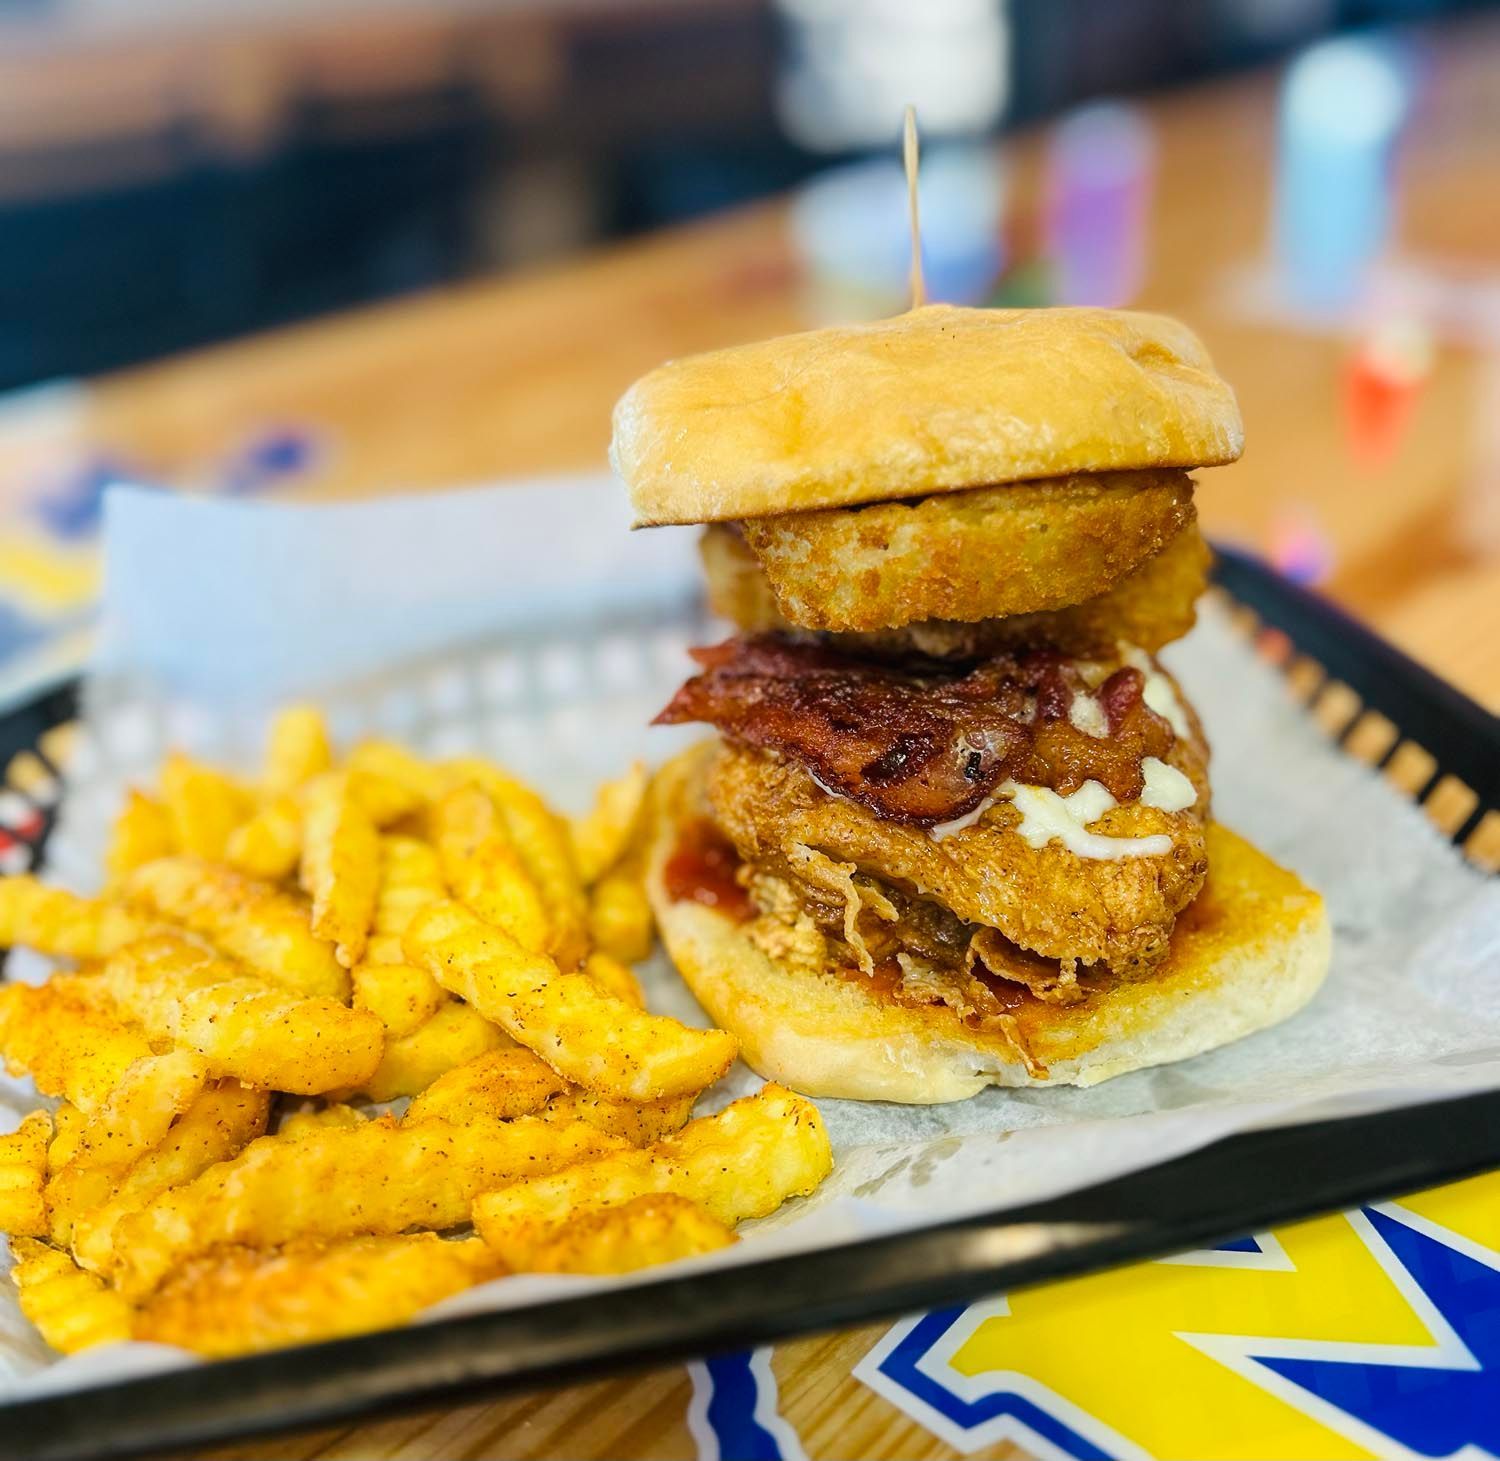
(654, 636, 1175, 825)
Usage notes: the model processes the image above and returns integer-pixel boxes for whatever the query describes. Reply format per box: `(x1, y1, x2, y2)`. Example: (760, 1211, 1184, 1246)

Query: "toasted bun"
(614, 305, 1243, 527)
(646, 745, 1329, 1103)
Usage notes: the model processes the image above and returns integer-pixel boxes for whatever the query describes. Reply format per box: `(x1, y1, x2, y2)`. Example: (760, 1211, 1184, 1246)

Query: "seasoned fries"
(351, 961, 444, 1040)
(135, 1234, 503, 1359)
(0, 878, 148, 961)
(263, 705, 333, 797)
(588, 870, 655, 964)
(0, 978, 155, 1112)
(358, 997, 507, 1103)
(44, 1049, 209, 1242)
(446, 761, 591, 971)
(570, 761, 649, 886)
(0, 1112, 51, 1238)
(473, 1085, 831, 1247)
(70, 1082, 271, 1275)
(105, 791, 175, 887)
(114, 1115, 624, 1299)
(103, 933, 384, 1094)
(487, 1193, 734, 1275)
(226, 794, 303, 881)
(9, 1238, 132, 1353)
(300, 773, 380, 968)
(0, 709, 833, 1363)
(404, 1047, 567, 1126)
(161, 752, 251, 860)
(405, 900, 737, 1101)
(435, 784, 549, 953)
(582, 950, 646, 1009)
(126, 857, 347, 1001)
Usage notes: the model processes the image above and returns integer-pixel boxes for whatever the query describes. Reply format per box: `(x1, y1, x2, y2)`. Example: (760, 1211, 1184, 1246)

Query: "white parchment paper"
(3, 478, 1496, 1398)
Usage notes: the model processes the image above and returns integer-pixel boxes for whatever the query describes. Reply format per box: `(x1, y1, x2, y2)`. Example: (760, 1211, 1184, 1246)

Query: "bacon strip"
(655, 636, 1174, 825)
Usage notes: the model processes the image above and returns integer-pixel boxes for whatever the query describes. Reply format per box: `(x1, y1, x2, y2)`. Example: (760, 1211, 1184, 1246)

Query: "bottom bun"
(645, 743, 1331, 1103)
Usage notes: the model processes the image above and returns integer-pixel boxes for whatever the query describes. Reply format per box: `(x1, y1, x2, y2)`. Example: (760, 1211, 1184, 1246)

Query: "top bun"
(613, 305, 1243, 527)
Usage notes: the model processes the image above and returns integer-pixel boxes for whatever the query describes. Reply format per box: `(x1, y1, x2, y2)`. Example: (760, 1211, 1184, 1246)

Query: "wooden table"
(45, 13, 1500, 1459)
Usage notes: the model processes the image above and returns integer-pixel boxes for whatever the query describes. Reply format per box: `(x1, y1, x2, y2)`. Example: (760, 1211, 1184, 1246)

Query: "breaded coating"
(703, 520, 1210, 660)
(739, 469, 1195, 631)
(708, 733, 1209, 975)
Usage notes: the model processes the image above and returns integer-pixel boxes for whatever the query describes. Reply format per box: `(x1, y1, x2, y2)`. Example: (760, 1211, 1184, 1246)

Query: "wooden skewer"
(903, 104, 926, 310)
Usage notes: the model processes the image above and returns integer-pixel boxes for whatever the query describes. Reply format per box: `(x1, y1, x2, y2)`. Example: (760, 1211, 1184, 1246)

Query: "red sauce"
(663, 818, 752, 922)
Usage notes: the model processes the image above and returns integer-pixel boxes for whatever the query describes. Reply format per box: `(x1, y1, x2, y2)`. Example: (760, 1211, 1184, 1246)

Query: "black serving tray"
(1, 546, 1497, 1461)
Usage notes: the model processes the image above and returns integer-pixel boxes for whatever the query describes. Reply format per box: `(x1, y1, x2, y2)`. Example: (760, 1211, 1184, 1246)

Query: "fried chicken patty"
(706, 713, 1210, 978)
(702, 519, 1210, 660)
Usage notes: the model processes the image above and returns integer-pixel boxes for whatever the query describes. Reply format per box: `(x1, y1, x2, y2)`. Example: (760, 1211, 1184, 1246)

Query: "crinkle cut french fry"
(0, 977, 154, 1112)
(405, 900, 736, 1102)
(444, 760, 590, 971)
(352, 961, 443, 1039)
(46, 1103, 83, 1173)
(400, 1046, 692, 1146)
(9, 1238, 133, 1354)
(134, 1234, 503, 1359)
(114, 1114, 626, 1299)
(582, 950, 646, 1009)
(345, 740, 443, 807)
(352, 835, 446, 1037)
(103, 934, 384, 1095)
(0, 1111, 52, 1237)
(474, 1084, 832, 1248)
(372, 835, 445, 938)
(226, 794, 303, 881)
(263, 705, 333, 797)
(355, 998, 508, 1103)
(45, 1048, 209, 1242)
(278, 1104, 368, 1140)
(404, 1048, 568, 1126)
(105, 790, 176, 887)
(0, 878, 148, 961)
(348, 768, 424, 827)
(70, 1080, 270, 1276)
(540, 1088, 695, 1148)
(570, 762, 649, 886)
(490, 1193, 734, 1276)
(126, 857, 347, 1001)
(161, 752, 252, 860)
(434, 784, 549, 953)
(589, 871, 655, 965)
(301, 774, 379, 969)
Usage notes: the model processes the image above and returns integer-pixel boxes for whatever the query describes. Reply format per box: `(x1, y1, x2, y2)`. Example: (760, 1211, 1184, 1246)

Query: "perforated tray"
(1, 547, 1496, 1461)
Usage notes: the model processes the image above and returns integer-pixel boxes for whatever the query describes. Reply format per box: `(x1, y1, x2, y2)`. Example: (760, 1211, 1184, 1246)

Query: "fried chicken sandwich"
(612, 305, 1330, 1103)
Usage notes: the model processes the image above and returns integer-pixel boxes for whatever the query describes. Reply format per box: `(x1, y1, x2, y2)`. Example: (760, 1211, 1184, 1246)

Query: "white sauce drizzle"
(929, 797, 997, 841)
(1139, 756, 1196, 812)
(1121, 644, 1192, 739)
(997, 779, 1172, 860)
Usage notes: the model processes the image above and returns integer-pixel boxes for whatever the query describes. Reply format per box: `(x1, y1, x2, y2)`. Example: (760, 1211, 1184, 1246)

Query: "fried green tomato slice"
(738, 468, 1195, 632)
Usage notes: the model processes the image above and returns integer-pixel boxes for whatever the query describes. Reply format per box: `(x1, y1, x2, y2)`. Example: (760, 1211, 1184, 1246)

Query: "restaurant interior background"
(0, 0, 1496, 720)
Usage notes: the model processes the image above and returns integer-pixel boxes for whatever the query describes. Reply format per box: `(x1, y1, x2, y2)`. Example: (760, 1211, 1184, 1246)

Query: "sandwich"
(611, 304, 1330, 1103)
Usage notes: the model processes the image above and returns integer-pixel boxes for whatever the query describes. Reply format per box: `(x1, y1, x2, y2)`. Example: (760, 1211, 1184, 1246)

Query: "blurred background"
(0, 0, 1496, 719)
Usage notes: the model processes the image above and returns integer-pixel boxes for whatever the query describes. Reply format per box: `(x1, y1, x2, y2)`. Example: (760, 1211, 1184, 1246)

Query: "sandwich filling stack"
(612, 305, 1330, 1103)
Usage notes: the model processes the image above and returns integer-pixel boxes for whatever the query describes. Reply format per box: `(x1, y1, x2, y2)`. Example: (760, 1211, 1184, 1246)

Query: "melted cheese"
(1068, 691, 1108, 738)
(997, 779, 1172, 860)
(1121, 644, 1192, 739)
(1140, 756, 1196, 812)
